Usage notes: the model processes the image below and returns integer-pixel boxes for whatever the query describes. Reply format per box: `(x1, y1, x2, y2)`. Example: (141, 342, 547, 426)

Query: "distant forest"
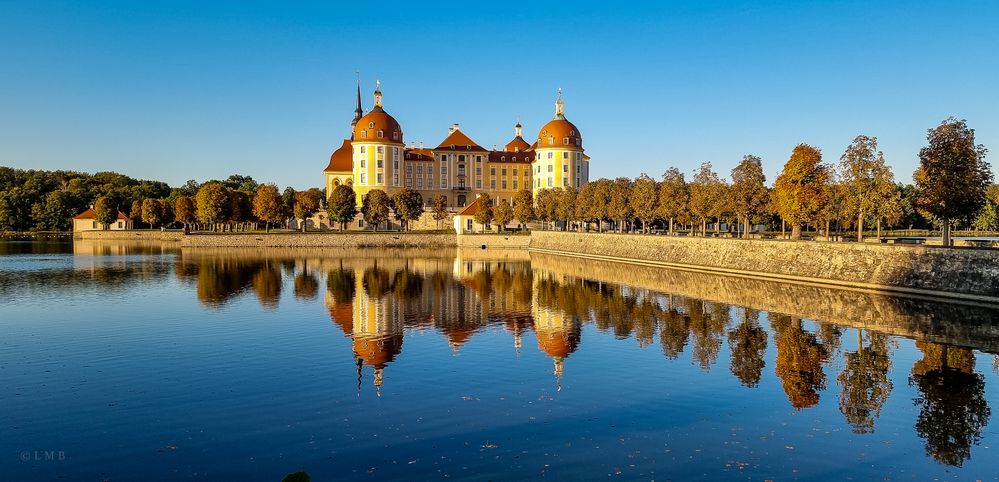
(0, 167, 288, 232)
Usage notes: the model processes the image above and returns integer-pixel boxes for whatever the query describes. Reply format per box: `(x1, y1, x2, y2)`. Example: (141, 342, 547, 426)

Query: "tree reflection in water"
(910, 341, 991, 467)
(173, 252, 997, 467)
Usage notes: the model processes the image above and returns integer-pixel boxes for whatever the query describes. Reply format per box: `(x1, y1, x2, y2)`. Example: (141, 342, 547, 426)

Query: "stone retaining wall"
(180, 232, 455, 248)
(457, 233, 531, 249)
(78, 230, 184, 241)
(530, 231, 999, 301)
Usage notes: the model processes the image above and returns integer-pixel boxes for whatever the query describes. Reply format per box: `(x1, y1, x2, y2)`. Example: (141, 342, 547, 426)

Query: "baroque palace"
(323, 81, 590, 209)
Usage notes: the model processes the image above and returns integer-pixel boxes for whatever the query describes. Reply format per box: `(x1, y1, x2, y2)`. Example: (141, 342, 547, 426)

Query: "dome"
(536, 119, 582, 149)
(353, 110, 403, 144)
(324, 139, 352, 172)
(535, 328, 580, 359)
(353, 334, 403, 368)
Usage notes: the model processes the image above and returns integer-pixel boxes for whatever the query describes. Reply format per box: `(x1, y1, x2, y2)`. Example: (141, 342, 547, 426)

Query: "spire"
(350, 71, 363, 135)
(554, 88, 565, 120)
(373, 79, 383, 111)
(553, 357, 564, 392)
(514, 117, 522, 138)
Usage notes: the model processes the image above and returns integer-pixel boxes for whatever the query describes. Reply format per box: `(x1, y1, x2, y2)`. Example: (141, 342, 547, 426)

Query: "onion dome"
(324, 139, 352, 172)
(353, 334, 403, 368)
(352, 80, 403, 143)
(536, 89, 582, 149)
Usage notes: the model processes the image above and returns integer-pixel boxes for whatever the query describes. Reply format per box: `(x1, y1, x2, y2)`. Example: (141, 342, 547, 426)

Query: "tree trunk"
(857, 212, 864, 242)
(825, 219, 830, 241)
(876, 218, 882, 243)
(791, 224, 801, 240)
(942, 218, 951, 246)
(781, 219, 786, 239)
(701, 220, 707, 237)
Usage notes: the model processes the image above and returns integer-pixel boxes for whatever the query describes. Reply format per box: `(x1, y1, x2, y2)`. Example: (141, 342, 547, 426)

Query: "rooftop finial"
(554, 88, 565, 120)
(373, 79, 383, 110)
(514, 117, 523, 138)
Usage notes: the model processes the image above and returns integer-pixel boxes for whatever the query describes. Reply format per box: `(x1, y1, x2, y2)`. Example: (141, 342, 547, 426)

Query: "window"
(377, 130, 384, 138)
(458, 155, 465, 162)
(537, 165, 541, 173)
(576, 178, 581, 188)
(563, 164, 568, 172)
(442, 179, 448, 188)
(490, 167, 496, 176)
(563, 151, 568, 159)
(368, 122, 375, 128)
(476, 156, 482, 162)
(392, 131, 399, 140)
(417, 178, 423, 188)
(428, 180, 434, 189)
(406, 165, 413, 174)
(491, 180, 496, 189)
(547, 152, 553, 159)
(501, 168, 507, 176)
(360, 158, 366, 168)
(513, 168, 518, 175)
(575, 152, 581, 161)
(548, 164, 553, 172)
(377, 173, 383, 184)
(548, 176, 553, 186)
(467, 219, 473, 231)
(393, 147, 399, 160)
(377, 159, 383, 169)
(361, 130, 367, 139)
(475, 167, 481, 175)
(416, 165, 423, 174)
(476, 180, 482, 188)
(513, 180, 518, 189)
(360, 173, 367, 184)
(562, 177, 568, 187)
(563, 137, 569, 145)
(377, 146, 384, 155)
(548, 136, 554, 145)
(501, 180, 507, 189)
(393, 159, 399, 170)
(360, 146, 366, 154)
(393, 173, 399, 186)
(441, 165, 447, 174)
(501, 156, 505, 161)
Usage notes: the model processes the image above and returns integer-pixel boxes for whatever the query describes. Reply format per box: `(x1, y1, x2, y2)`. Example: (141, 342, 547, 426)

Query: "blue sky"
(1, 0, 997, 190)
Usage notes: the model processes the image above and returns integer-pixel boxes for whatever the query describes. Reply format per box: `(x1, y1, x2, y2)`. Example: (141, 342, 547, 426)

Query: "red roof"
(74, 208, 128, 221)
(457, 199, 484, 216)
(324, 139, 352, 172)
(404, 147, 435, 162)
(505, 136, 531, 152)
(436, 128, 487, 152)
(488, 150, 534, 163)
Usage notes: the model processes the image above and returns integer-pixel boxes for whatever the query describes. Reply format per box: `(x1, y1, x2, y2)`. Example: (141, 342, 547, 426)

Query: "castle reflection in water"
(115, 243, 997, 468)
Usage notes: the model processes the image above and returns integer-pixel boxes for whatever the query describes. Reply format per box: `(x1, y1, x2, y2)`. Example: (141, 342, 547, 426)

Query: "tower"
(532, 89, 588, 198)
(351, 81, 405, 206)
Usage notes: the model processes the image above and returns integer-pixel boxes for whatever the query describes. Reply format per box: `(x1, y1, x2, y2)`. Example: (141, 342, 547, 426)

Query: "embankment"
(180, 232, 456, 248)
(529, 231, 999, 302)
(78, 230, 184, 241)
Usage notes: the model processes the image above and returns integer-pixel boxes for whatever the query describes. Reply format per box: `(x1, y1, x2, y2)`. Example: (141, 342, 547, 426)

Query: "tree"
(252, 184, 284, 231)
(535, 189, 558, 230)
(361, 189, 390, 230)
(629, 174, 658, 233)
(281, 187, 297, 225)
(129, 200, 143, 225)
(141, 198, 164, 228)
(473, 193, 494, 230)
(840, 135, 897, 242)
(93, 195, 118, 229)
(773, 315, 828, 409)
(914, 118, 992, 246)
(655, 167, 689, 235)
(556, 186, 577, 230)
(513, 189, 536, 228)
(175, 196, 196, 229)
(38, 190, 82, 231)
(494, 199, 514, 232)
(327, 184, 358, 231)
(431, 194, 449, 229)
(773, 144, 830, 240)
(817, 179, 849, 239)
(392, 188, 424, 231)
(195, 183, 231, 230)
(728, 307, 767, 387)
(838, 330, 893, 434)
(293, 188, 323, 232)
(730, 155, 769, 238)
(587, 179, 612, 232)
(608, 178, 633, 232)
(690, 162, 723, 236)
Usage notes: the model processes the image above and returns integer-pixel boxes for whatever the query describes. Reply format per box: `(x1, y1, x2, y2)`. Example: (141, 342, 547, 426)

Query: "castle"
(323, 80, 590, 210)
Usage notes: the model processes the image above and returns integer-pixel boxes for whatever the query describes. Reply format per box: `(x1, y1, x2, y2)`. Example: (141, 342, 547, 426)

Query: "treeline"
(500, 118, 995, 244)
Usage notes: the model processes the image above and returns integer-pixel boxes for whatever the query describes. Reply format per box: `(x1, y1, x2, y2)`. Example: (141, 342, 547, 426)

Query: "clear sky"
(1, 0, 997, 190)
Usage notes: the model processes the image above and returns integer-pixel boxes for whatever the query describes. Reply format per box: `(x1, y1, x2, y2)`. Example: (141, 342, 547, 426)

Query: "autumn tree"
(689, 162, 724, 236)
(195, 183, 231, 230)
(326, 184, 357, 231)
(175, 196, 196, 229)
(608, 177, 633, 232)
(473, 193, 494, 230)
(656, 167, 689, 235)
(727, 307, 768, 387)
(293, 188, 324, 232)
(773, 315, 828, 410)
(494, 199, 514, 232)
(361, 189, 391, 230)
(93, 195, 118, 229)
(730, 155, 769, 238)
(129, 200, 143, 225)
(513, 189, 536, 228)
(392, 188, 424, 231)
(556, 186, 577, 230)
(629, 174, 658, 233)
(914, 118, 993, 246)
(141, 198, 164, 228)
(252, 184, 284, 231)
(817, 178, 850, 239)
(839, 135, 896, 241)
(535, 188, 558, 230)
(773, 144, 830, 240)
(431, 194, 449, 229)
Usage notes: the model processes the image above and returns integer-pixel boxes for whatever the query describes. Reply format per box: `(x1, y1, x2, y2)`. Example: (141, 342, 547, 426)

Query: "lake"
(2, 240, 998, 480)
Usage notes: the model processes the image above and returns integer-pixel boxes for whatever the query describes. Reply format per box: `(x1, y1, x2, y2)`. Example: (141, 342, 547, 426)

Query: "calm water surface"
(2, 240, 999, 480)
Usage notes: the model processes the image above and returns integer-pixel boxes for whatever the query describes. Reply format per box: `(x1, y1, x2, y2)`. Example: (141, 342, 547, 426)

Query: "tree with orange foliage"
(773, 144, 830, 239)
